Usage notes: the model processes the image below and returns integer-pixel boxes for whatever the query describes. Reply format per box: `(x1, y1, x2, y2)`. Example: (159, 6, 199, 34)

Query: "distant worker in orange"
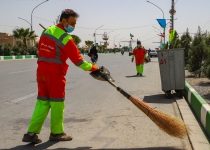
(131, 40, 148, 76)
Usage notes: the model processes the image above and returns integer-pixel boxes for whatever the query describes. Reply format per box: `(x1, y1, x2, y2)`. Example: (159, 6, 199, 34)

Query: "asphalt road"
(0, 53, 192, 150)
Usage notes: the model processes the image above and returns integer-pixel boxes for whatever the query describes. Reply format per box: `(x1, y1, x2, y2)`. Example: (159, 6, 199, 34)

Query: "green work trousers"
(27, 100, 65, 134)
(136, 64, 144, 74)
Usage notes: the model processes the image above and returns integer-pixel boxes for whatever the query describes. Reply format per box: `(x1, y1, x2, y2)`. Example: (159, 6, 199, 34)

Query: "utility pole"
(171, 0, 175, 30)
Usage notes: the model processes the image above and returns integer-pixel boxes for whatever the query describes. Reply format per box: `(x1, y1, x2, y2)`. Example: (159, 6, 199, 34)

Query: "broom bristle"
(129, 96, 190, 139)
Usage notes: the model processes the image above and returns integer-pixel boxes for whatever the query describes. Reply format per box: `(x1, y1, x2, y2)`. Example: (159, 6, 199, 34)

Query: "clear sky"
(1, 0, 210, 49)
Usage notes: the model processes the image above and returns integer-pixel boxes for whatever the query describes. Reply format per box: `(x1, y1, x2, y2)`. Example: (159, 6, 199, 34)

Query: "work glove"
(145, 58, 149, 63)
(131, 58, 134, 63)
(90, 66, 115, 82)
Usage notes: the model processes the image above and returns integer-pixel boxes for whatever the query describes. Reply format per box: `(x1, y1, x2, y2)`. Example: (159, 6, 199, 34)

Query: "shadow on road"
(51, 148, 184, 150)
(9, 141, 59, 150)
(125, 75, 146, 78)
(7, 144, 184, 150)
(143, 94, 175, 104)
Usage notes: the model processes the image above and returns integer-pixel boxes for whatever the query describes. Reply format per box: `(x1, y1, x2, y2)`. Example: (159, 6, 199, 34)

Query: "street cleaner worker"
(131, 40, 148, 76)
(22, 9, 113, 144)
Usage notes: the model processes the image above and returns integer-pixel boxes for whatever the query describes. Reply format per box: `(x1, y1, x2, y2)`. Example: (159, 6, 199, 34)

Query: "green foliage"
(122, 46, 129, 52)
(180, 28, 192, 65)
(27, 47, 38, 55)
(79, 48, 85, 55)
(164, 42, 168, 49)
(35, 41, 39, 48)
(12, 28, 37, 47)
(202, 33, 210, 78)
(12, 46, 21, 55)
(0, 45, 3, 55)
(71, 35, 81, 46)
(85, 40, 94, 49)
(187, 26, 208, 77)
(3, 44, 13, 56)
(20, 47, 28, 55)
(97, 45, 106, 53)
(204, 66, 210, 78)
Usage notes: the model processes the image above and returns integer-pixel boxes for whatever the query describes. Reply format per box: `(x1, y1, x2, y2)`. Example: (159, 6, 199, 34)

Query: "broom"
(106, 79, 190, 139)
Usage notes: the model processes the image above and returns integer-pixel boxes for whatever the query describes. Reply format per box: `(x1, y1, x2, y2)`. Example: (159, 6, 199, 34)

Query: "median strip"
(0, 55, 37, 61)
(183, 81, 210, 138)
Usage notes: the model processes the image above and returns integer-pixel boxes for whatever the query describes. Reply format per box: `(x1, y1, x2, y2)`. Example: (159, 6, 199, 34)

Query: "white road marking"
(8, 70, 33, 74)
(6, 92, 37, 104)
(111, 65, 118, 67)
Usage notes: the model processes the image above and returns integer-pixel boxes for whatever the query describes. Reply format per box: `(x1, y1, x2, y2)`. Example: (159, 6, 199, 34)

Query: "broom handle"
(39, 23, 46, 30)
(107, 80, 118, 88)
(107, 80, 131, 99)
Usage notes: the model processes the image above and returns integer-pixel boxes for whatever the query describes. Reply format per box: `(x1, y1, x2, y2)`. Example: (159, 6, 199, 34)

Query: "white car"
(149, 50, 157, 57)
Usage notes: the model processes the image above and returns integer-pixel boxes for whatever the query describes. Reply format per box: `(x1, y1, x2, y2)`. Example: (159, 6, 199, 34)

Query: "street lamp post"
(18, 17, 31, 27)
(31, 0, 49, 31)
(107, 30, 114, 34)
(113, 34, 120, 48)
(152, 26, 162, 34)
(94, 25, 103, 45)
(119, 37, 125, 48)
(18, 17, 33, 47)
(147, 1, 165, 45)
(88, 34, 94, 42)
(152, 26, 162, 48)
(30, 0, 48, 47)
(88, 34, 94, 37)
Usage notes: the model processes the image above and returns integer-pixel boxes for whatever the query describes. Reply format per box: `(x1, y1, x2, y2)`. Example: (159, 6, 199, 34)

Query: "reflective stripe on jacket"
(37, 24, 98, 75)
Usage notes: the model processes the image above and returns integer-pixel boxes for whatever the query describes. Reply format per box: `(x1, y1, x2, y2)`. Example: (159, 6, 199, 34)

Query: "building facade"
(0, 32, 17, 46)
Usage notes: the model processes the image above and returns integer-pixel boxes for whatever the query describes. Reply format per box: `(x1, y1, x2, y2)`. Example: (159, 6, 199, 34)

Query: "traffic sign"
(169, 8, 176, 15)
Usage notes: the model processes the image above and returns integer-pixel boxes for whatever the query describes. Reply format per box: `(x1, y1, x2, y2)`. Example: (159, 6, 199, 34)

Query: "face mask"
(65, 24, 75, 33)
(137, 44, 141, 48)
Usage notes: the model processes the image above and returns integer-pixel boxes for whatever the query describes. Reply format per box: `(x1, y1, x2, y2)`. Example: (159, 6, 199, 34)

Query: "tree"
(188, 26, 208, 77)
(0, 45, 3, 55)
(202, 47, 210, 79)
(12, 46, 21, 55)
(12, 28, 37, 47)
(85, 40, 94, 50)
(97, 45, 106, 53)
(3, 44, 12, 56)
(202, 33, 210, 79)
(71, 35, 81, 46)
(28, 47, 38, 55)
(122, 46, 129, 52)
(180, 28, 192, 65)
(163, 42, 168, 49)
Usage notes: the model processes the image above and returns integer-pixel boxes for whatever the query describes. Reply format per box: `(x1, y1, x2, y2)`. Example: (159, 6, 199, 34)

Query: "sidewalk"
(175, 91, 210, 150)
(133, 58, 210, 150)
(152, 55, 210, 149)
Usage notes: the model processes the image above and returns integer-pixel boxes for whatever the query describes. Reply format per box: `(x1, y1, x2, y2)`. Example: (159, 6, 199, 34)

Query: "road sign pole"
(171, 0, 175, 30)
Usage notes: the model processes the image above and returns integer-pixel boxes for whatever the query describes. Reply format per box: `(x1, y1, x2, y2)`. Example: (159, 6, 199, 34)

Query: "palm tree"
(85, 40, 94, 49)
(97, 45, 106, 53)
(71, 35, 81, 46)
(12, 28, 37, 47)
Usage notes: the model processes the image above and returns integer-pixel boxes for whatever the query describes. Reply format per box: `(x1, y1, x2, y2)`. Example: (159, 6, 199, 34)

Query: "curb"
(183, 81, 210, 139)
(0, 55, 37, 60)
